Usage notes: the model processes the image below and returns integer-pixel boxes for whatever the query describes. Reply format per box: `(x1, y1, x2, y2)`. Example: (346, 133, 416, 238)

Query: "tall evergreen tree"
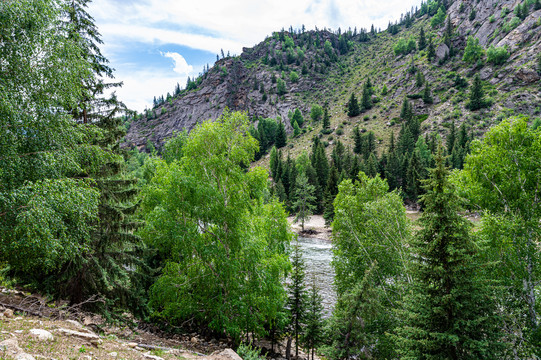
(347, 93, 361, 117)
(276, 120, 287, 148)
(422, 81, 433, 104)
(60, 0, 146, 309)
(303, 279, 325, 360)
(427, 36, 436, 61)
(293, 173, 316, 231)
(418, 27, 427, 50)
(468, 73, 485, 111)
(396, 147, 504, 359)
(322, 103, 331, 129)
(287, 240, 308, 359)
(360, 81, 373, 111)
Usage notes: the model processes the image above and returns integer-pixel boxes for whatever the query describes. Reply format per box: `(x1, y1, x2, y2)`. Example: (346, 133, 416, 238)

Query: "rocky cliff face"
(124, 31, 336, 150)
(125, 0, 541, 151)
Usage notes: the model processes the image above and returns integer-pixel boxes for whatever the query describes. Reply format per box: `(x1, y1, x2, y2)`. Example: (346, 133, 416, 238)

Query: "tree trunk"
(286, 336, 292, 360)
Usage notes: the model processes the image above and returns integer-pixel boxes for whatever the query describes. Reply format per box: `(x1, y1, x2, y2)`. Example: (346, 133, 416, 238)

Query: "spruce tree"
(422, 81, 433, 104)
(303, 279, 325, 360)
(276, 120, 287, 148)
(418, 27, 427, 50)
(396, 147, 504, 359)
(353, 126, 363, 155)
(360, 82, 372, 111)
(447, 120, 457, 154)
(287, 240, 308, 359)
(322, 103, 331, 129)
(416, 71, 425, 87)
(468, 73, 485, 111)
(347, 93, 361, 117)
(293, 173, 316, 231)
(59, 0, 145, 309)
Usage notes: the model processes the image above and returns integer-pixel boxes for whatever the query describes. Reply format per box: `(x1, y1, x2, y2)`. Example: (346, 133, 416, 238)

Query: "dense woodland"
(1, 0, 541, 359)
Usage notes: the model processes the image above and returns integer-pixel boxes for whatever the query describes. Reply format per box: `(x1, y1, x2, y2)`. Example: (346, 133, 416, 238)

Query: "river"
(297, 236, 336, 316)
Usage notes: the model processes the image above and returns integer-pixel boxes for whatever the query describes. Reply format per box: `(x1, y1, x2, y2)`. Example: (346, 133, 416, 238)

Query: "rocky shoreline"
(287, 215, 332, 241)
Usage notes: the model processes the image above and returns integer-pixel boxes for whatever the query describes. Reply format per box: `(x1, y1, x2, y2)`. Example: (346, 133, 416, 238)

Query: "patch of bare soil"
(287, 215, 331, 241)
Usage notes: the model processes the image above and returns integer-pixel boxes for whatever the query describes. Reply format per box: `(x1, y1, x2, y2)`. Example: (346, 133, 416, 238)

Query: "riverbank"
(287, 215, 332, 241)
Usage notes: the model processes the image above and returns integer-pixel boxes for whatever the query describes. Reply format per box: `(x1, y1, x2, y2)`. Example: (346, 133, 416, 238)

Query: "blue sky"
(88, 0, 423, 112)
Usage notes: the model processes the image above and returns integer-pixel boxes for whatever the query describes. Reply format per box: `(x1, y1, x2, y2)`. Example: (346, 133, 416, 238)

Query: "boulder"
(29, 329, 54, 342)
(0, 338, 21, 354)
(3, 309, 13, 318)
(515, 68, 540, 83)
(56, 328, 99, 340)
(435, 44, 449, 61)
(208, 348, 243, 360)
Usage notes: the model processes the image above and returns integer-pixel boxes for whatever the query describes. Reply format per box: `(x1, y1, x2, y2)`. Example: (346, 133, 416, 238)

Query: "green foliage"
(323, 263, 384, 360)
(332, 173, 410, 295)
(462, 36, 485, 63)
(394, 36, 417, 56)
(422, 81, 433, 104)
(140, 111, 292, 340)
(290, 108, 304, 127)
(293, 173, 316, 231)
(322, 105, 331, 129)
(310, 104, 323, 122)
(0, 0, 112, 288)
(469, 8, 477, 21)
(431, 6, 446, 28)
(486, 45, 509, 65)
(276, 78, 287, 95)
(453, 118, 541, 355)
(346, 93, 360, 117)
(397, 148, 504, 359)
(289, 71, 299, 83)
(418, 27, 427, 50)
(276, 121, 287, 148)
(468, 73, 486, 111)
(537, 53, 541, 75)
(287, 240, 308, 358)
(302, 280, 325, 360)
(502, 16, 521, 33)
(237, 344, 263, 360)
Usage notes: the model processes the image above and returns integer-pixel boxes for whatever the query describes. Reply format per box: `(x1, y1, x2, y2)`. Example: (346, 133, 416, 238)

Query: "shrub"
(462, 36, 484, 63)
(289, 71, 299, 83)
(486, 46, 509, 65)
(431, 6, 446, 28)
(336, 128, 344, 135)
(502, 17, 521, 33)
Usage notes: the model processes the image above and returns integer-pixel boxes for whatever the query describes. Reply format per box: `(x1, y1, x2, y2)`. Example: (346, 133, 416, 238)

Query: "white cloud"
(114, 69, 188, 111)
(162, 52, 194, 75)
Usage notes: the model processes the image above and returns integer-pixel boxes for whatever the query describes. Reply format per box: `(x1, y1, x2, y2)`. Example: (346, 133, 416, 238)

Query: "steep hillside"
(124, 0, 541, 156)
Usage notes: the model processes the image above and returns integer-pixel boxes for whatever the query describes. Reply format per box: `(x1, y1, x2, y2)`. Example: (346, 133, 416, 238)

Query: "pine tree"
(468, 73, 485, 111)
(303, 279, 325, 360)
(276, 120, 287, 148)
(293, 173, 316, 231)
(322, 103, 331, 129)
(293, 120, 301, 137)
(353, 127, 363, 154)
(422, 81, 433, 104)
(396, 147, 504, 359)
(360, 82, 372, 111)
(323, 166, 339, 224)
(287, 240, 308, 359)
(418, 27, 427, 50)
(416, 71, 425, 87)
(347, 93, 361, 117)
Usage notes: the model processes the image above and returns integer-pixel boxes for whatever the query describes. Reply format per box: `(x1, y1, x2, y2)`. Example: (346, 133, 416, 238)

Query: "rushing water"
(297, 237, 336, 316)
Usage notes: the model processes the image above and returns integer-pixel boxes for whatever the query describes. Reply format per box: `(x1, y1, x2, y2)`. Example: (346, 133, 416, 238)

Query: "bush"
(502, 17, 521, 33)
(486, 46, 509, 65)
(462, 36, 484, 63)
(237, 344, 263, 360)
(320, 128, 333, 135)
(289, 71, 299, 83)
(336, 128, 344, 135)
(431, 6, 446, 28)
